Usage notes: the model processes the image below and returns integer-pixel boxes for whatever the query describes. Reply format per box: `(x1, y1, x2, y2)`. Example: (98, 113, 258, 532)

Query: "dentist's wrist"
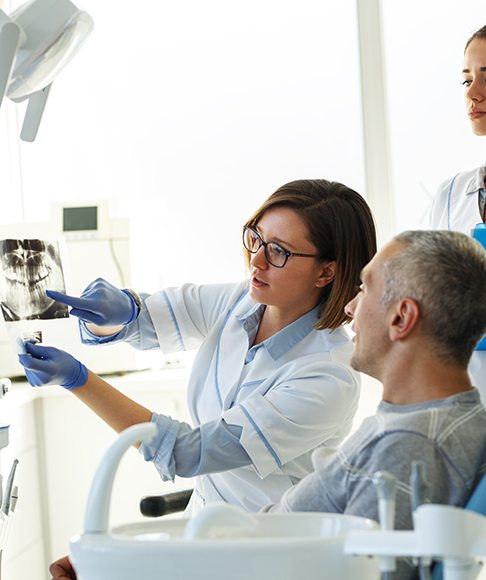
(62, 361, 89, 390)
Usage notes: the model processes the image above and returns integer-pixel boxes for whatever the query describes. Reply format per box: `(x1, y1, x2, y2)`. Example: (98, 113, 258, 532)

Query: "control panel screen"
(63, 206, 98, 232)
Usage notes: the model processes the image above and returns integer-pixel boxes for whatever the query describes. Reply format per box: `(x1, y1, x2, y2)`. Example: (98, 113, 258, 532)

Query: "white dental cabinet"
(1, 366, 194, 580)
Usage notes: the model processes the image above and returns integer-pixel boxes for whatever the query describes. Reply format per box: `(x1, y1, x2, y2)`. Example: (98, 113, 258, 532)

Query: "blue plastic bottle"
(473, 223, 486, 350)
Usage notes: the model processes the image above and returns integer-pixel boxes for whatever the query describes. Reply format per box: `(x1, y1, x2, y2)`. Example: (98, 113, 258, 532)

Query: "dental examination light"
(0, 0, 93, 142)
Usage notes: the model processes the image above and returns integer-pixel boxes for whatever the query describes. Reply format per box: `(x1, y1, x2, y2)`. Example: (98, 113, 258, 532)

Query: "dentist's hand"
(46, 278, 138, 326)
(18, 342, 88, 390)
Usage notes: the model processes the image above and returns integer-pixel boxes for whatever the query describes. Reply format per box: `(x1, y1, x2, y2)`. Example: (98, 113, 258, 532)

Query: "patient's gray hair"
(381, 230, 486, 366)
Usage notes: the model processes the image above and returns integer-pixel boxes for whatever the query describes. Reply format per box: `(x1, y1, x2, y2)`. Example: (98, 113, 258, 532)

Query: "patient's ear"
(389, 298, 420, 341)
(315, 261, 336, 288)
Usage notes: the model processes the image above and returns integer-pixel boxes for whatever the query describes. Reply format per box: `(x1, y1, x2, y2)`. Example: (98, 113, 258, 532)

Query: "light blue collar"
(237, 303, 320, 361)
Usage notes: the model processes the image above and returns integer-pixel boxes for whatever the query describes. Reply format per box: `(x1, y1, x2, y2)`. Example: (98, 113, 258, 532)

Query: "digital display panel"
(63, 206, 98, 232)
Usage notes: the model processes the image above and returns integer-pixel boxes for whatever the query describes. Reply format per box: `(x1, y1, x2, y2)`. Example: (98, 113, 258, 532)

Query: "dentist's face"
(463, 38, 486, 136)
(0, 239, 66, 320)
(247, 206, 332, 320)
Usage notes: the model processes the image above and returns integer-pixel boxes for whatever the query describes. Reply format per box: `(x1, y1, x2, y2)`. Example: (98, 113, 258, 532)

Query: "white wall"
(2, 2, 484, 305)
(2, 0, 365, 291)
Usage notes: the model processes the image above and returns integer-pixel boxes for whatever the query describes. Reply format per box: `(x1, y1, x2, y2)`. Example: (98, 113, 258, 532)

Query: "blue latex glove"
(18, 342, 88, 390)
(45, 278, 137, 326)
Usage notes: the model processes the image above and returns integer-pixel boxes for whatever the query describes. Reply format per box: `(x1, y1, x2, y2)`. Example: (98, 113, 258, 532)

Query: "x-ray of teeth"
(0, 239, 69, 322)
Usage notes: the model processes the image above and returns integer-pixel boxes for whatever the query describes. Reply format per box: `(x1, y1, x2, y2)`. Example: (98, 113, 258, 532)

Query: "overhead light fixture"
(0, 0, 93, 142)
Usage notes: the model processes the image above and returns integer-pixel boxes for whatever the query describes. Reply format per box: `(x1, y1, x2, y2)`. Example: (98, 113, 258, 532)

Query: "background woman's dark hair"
(465, 25, 486, 51)
(243, 179, 377, 330)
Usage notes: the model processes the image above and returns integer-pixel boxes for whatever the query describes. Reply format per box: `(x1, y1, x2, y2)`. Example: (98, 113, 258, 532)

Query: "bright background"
(0, 1, 485, 578)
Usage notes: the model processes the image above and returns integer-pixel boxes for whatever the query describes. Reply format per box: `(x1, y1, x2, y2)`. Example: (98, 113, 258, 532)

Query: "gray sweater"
(271, 389, 486, 579)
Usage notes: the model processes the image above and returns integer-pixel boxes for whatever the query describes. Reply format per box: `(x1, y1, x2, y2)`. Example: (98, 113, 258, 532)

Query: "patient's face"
(0, 239, 67, 321)
(345, 242, 402, 379)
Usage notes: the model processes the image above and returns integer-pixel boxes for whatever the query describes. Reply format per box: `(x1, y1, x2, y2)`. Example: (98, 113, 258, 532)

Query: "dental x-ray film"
(0, 239, 69, 322)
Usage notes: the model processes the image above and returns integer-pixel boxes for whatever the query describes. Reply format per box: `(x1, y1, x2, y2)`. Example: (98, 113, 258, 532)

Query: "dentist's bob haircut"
(243, 179, 377, 330)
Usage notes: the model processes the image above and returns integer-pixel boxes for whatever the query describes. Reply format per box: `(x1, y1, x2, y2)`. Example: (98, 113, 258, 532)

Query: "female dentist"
(429, 25, 486, 399)
(18, 178, 377, 515)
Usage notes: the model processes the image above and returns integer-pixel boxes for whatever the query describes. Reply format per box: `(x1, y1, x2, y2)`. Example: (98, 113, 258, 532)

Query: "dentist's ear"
(315, 261, 336, 288)
(389, 298, 420, 341)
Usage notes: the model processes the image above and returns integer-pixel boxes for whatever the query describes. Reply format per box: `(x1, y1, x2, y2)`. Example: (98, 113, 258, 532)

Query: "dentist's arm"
(18, 343, 252, 478)
(18, 343, 151, 436)
(73, 371, 151, 435)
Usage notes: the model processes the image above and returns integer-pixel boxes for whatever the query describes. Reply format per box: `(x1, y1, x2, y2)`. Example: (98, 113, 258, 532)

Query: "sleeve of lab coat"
(79, 281, 247, 353)
(222, 360, 359, 479)
(144, 281, 248, 352)
(139, 413, 251, 481)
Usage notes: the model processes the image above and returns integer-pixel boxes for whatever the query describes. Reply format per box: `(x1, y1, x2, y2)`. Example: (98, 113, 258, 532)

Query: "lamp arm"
(0, 12, 21, 109)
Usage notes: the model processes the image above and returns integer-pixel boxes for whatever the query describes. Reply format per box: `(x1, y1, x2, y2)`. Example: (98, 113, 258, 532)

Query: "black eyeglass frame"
(242, 226, 329, 268)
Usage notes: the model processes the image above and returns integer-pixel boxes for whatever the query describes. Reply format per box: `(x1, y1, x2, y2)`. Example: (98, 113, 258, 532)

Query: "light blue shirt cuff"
(175, 419, 250, 477)
(140, 414, 180, 482)
(139, 413, 251, 481)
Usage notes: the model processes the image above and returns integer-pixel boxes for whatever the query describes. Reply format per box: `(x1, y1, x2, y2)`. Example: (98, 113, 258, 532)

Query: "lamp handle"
(20, 84, 52, 142)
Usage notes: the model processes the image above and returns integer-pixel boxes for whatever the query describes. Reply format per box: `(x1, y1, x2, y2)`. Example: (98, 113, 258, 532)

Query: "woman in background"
(429, 25, 486, 399)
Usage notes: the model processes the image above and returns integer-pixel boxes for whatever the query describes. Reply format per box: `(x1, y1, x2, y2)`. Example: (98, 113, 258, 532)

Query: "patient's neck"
(379, 351, 473, 405)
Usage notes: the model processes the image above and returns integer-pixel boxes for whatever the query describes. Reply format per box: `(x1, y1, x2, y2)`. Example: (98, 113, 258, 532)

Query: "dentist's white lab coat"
(87, 281, 361, 514)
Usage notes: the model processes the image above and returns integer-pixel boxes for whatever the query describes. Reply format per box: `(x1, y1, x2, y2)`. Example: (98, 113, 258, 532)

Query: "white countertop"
(3, 365, 190, 406)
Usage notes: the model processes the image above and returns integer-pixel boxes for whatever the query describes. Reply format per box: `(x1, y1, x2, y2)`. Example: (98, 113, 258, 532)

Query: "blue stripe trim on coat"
(240, 404, 282, 469)
(447, 174, 459, 230)
(162, 290, 185, 351)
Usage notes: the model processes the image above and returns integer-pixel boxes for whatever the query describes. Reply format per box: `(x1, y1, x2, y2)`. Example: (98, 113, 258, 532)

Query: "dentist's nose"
(250, 246, 269, 269)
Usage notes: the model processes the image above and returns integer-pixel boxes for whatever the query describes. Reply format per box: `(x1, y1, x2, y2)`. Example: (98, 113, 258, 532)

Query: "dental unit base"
(68, 423, 486, 580)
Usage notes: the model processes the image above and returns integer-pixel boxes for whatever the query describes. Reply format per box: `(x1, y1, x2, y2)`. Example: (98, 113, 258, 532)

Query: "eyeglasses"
(243, 226, 323, 268)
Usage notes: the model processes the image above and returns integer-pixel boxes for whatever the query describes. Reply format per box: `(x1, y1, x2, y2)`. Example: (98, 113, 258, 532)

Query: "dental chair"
(431, 470, 486, 580)
(71, 424, 380, 580)
(70, 424, 486, 580)
(462, 470, 486, 517)
(138, 467, 486, 580)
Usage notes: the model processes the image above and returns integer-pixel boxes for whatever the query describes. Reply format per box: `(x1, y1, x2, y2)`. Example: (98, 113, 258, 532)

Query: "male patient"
(267, 229, 486, 579)
(50, 230, 486, 580)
